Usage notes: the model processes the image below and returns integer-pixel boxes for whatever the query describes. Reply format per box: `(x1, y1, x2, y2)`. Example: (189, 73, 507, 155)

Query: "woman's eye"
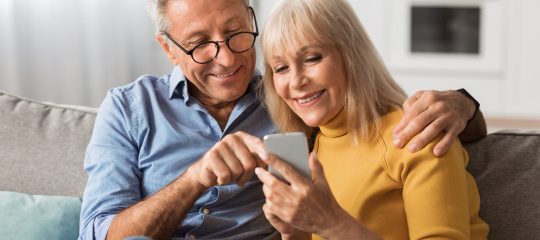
(274, 65, 288, 73)
(305, 55, 322, 63)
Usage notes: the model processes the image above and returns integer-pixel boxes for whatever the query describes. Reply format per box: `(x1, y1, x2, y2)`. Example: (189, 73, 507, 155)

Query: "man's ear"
(156, 33, 180, 65)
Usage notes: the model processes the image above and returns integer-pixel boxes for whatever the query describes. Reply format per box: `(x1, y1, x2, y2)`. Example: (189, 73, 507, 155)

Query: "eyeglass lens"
(192, 32, 255, 63)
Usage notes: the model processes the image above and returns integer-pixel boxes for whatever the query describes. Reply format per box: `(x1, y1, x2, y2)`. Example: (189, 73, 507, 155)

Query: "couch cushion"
(465, 131, 540, 240)
(0, 90, 97, 197)
(0, 191, 81, 240)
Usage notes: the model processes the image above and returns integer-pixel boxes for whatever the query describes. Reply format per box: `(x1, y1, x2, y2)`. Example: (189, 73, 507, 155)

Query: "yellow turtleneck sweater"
(312, 109, 488, 239)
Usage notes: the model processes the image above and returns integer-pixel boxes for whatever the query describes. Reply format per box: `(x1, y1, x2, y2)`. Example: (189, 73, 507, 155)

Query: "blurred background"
(1, 0, 539, 131)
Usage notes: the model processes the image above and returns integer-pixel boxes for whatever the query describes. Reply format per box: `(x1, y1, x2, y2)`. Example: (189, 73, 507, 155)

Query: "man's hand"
(106, 132, 270, 240)
(393, 90, 480, 157)
(187, 131, 268, 188)
(107, 131, 267, 240)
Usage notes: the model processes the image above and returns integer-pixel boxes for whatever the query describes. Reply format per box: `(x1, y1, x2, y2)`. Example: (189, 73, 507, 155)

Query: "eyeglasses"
(161, 7, 259, 64)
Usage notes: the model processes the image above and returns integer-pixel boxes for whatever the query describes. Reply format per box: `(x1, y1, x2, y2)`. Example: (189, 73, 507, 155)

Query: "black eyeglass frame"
(161, 7, 259, 64)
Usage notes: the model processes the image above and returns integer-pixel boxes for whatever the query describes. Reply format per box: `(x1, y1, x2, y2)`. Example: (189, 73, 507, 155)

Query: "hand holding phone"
(263, 132, 311, 182)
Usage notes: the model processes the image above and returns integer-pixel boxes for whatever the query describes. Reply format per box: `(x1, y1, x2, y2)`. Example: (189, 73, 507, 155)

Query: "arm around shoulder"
(456, 88, 487, 142)
(459, 110, 487, 142)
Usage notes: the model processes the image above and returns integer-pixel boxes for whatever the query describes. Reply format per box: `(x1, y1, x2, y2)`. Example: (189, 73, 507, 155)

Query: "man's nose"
(214, 41, 235, 67)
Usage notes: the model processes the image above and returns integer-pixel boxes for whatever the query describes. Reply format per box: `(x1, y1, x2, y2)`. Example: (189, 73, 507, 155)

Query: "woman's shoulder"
(376, 108, 406, 145)
(375, 108, 467, 180)
(377, 107, 443, 153)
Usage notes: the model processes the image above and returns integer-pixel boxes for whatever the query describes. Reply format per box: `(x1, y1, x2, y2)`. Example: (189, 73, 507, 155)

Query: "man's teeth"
(298, 91, 323, 104)
(215, 69, 237, 77)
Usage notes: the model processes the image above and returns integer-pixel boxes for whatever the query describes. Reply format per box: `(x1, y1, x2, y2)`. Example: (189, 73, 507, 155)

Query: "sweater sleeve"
(392, 139, 473, 239)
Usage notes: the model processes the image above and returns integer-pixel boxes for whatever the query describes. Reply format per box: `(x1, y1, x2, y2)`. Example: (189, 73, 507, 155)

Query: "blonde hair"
(260, 0, 407, 142)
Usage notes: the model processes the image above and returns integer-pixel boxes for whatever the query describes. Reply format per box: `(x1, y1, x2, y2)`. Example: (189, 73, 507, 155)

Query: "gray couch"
(0, 90, 96, 239)
(1, 89, 539, 239)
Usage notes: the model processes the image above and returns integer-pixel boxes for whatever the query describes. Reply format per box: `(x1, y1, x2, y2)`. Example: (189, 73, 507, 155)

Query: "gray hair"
(146, 0, 251, 33)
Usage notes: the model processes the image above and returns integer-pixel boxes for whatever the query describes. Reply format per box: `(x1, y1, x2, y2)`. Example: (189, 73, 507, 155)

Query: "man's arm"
(455, 89, 487, 142)
(106, 169, 206, 240)
(393, 89, 487, 156)
(81, 89, 199, 240)
(80, 87, 270, 240)
(106, 132, 268, 240)
(458, 109, 487, 142)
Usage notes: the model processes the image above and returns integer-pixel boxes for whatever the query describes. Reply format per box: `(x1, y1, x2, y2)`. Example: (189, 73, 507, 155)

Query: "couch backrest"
(465, 131, 540, 240)
(0, 90, 96, 197)
(2, 89, 539, 238)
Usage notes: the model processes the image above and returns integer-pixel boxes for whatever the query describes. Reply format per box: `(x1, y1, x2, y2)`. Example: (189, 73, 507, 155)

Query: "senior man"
(79, 0, 486, 239)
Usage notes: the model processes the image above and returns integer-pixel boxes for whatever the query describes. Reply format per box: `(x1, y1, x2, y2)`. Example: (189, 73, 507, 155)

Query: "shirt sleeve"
(79, 89, 142, 240)
(396, 140, 476, 239)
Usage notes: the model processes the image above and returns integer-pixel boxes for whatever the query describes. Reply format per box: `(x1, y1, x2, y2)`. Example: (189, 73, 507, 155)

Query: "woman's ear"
(155, 34, 180, 65)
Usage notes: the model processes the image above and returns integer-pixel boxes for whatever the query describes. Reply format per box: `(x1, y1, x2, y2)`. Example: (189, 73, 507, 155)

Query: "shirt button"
(202, 208, 210, 215)
(187, 234, 196, 239)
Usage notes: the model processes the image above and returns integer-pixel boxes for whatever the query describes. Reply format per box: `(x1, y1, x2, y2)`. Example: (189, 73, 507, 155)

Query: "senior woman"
(254, 0, 489, 239)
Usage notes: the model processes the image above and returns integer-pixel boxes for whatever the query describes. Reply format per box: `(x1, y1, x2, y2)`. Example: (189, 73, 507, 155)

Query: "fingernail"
(408, 143, 418, 152)
(433, 148, 442, 157)
(393, 138, 402, 147)
(260, 151, 268, 161)
(254, 167, 261, 175)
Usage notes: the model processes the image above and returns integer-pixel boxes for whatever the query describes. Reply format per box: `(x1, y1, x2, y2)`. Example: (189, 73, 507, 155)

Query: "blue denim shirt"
(79, 67, 277, 240)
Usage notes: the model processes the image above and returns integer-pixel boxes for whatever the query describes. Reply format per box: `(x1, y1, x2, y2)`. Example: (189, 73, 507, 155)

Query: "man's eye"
(305, 55, 322, 63)
(226, 29, 242, 36)
(188, 39, 208, 46)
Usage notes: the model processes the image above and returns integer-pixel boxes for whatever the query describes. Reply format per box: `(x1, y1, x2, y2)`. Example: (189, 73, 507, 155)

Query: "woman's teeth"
(298, 91, 323, 104)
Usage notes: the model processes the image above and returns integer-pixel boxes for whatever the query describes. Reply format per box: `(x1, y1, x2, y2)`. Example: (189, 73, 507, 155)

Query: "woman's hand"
(263, 210, 310, 240)
(255, 153, 345, 237)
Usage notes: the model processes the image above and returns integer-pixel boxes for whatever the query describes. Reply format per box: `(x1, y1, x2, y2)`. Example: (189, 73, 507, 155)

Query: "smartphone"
(263, 132, 311, 182)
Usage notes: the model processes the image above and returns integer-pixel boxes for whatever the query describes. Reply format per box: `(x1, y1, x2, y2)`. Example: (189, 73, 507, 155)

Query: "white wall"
(505, 0, 540, 117)
(0, 0, 172, 107)
(255, 0, 540, 126)
(1, 0, 538, 122)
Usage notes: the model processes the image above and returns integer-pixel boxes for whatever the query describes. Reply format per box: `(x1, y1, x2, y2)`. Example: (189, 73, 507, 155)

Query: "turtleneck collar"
(319, 107, 349, 138)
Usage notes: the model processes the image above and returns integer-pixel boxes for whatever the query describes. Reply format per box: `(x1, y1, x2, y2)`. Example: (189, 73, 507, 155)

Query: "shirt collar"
(168, 67, 187, 101)
(167, 67, 263, 103)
